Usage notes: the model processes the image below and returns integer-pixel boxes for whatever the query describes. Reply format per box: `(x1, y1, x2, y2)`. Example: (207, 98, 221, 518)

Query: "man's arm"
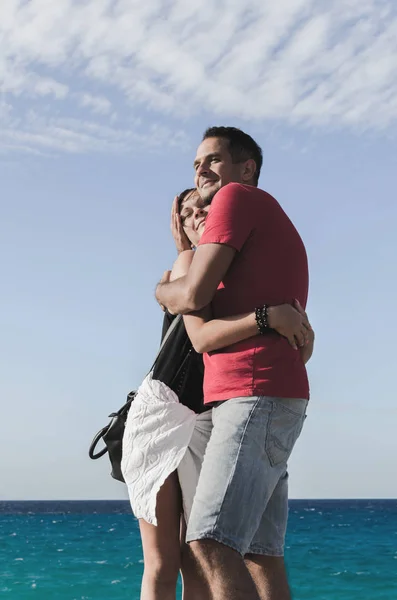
(156, 183, 253, 314)
(155, 243, 236, 314)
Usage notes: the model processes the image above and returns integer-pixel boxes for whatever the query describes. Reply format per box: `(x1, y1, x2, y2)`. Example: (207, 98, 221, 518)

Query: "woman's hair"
(177, 188, 198, 212)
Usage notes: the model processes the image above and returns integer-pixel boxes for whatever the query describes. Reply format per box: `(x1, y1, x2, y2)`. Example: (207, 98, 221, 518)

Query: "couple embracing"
(121, 126, 314, 600)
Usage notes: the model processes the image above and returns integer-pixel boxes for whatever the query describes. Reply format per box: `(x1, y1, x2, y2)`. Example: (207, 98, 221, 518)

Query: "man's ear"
(241, 159, 257, 184)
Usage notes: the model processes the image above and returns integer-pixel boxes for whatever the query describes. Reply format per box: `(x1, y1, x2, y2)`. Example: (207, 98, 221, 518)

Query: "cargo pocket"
(265, 400, 307, 468)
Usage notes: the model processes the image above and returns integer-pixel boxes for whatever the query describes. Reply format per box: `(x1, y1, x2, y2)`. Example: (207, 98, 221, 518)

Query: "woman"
(122, 188, 314, 600)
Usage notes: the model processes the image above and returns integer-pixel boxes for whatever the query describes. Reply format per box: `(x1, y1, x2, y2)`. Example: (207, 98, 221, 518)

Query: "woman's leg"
(139, 472, 182, 600)
(180, 516, 212, 600)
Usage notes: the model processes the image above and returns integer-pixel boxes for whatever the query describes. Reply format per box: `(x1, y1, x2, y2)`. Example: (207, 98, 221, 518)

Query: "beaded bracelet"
(255, 305, 269, 335)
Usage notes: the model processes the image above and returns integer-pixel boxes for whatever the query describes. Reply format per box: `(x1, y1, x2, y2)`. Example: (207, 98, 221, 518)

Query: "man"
(156, 127, 311, 600)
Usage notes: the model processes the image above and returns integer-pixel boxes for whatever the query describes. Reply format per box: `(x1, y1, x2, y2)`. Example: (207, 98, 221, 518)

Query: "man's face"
(194, 137, 243, 202)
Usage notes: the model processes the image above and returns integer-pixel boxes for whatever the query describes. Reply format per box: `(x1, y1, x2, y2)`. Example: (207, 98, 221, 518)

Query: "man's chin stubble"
(199, 187, 217, 204)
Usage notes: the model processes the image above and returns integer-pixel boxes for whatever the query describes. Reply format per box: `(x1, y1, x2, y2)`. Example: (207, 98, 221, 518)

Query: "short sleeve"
(198, 183, 253, 252)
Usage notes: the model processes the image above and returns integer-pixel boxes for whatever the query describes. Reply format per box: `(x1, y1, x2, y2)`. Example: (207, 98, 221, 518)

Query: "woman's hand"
(171, 196, 191, 254)
(267, 301, 312, 350)
(300, 326, 315, 364)
(294, 300, 315, 363)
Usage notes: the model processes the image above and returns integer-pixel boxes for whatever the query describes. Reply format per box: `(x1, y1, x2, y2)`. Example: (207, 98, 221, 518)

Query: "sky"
(1, 0, 396, 500)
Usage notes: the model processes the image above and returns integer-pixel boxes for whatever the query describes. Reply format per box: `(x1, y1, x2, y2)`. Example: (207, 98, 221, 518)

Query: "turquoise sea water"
(1, 500, 396, 599)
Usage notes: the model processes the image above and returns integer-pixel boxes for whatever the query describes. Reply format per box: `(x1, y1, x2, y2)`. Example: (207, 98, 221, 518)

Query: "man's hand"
(171, 195, 191, 254)
(267, 301, 312, 350)
(157, 270, 171, 312)
(155, 243, 236, 315)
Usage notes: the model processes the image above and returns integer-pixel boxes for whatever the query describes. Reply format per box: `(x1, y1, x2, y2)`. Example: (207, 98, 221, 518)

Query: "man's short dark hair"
(202, 126, 263, 185)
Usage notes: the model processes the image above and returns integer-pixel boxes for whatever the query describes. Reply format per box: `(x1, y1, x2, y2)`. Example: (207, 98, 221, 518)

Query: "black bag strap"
(148, 314, 182, 374)
(89, 314, 183, 461)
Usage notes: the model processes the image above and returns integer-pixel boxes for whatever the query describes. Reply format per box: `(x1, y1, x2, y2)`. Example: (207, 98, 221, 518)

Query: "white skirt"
(121, 373, 205, 526)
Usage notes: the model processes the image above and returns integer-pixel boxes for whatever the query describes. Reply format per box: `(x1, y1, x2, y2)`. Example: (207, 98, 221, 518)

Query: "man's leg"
(244, 398, 308, 600)
(245, 472, 291, 600)
(180, 516, 211, 600)
(178, 410, 213, 525)
(190, 539, 261, 600)
(185, 397, 286, 600)
(186, 397, 307, 600)
(245, 555, 291, 600)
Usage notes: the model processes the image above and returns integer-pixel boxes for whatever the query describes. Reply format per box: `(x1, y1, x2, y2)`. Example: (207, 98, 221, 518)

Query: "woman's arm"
(183, 309, 256, 353)
(170, 250, 195, 281)
(183, 309, 314, 364)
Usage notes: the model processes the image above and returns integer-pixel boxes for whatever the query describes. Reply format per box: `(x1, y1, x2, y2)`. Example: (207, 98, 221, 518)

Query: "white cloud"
(1, 0, 396, 155)
(34, 77, 68, 99)
(79, 93, 112, 115)
(0, 112, 190, 155)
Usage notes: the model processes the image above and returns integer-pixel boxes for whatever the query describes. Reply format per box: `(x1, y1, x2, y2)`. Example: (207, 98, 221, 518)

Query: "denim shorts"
(185, 396, 308, 556)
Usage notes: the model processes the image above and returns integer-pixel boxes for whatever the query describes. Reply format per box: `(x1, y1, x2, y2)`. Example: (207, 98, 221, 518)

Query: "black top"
(151, 311, 208, 414)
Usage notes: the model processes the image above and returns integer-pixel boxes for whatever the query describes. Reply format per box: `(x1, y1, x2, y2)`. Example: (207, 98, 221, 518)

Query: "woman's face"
(179, 190, 210, 247)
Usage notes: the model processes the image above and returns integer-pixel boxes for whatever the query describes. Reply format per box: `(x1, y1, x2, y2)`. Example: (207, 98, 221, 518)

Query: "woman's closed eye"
(180, 211, 192, 225)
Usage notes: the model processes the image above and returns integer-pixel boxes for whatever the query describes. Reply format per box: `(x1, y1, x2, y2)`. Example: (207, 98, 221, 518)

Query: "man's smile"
(201, 179, 216, 188)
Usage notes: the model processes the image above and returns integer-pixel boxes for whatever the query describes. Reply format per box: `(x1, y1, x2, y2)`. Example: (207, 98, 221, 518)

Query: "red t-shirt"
(198, 183, 310, 404)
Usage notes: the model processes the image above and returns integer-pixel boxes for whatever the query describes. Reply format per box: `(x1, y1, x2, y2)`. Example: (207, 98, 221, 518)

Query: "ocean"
(1, 500, 396, 599)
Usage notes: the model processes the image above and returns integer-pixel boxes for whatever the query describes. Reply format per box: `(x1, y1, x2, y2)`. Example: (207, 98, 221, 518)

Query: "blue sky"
(1, 0, 396, 500)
